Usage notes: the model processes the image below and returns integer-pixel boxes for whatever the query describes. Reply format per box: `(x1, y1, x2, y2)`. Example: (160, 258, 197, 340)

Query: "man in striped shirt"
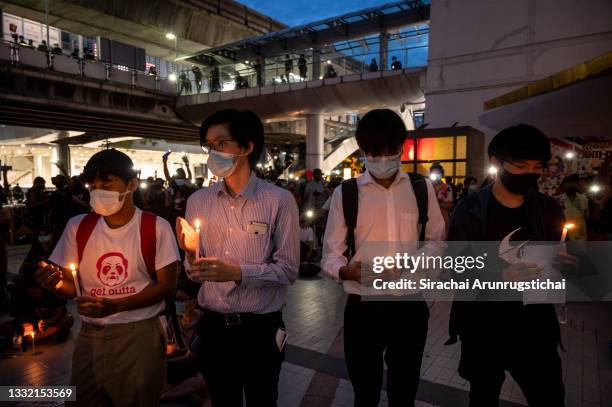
(176, 109, 299, 407)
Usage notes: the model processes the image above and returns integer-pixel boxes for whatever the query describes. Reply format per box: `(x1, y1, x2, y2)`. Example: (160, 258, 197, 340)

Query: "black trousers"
(343, 294, 429, 407)
(459, 337, 565, 407)
(196, 310, 284, 407)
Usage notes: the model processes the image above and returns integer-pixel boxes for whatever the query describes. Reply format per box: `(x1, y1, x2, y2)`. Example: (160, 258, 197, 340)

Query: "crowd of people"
(9, 32, 96, 61)
(0, 107, 611, 406)
(173, 51, 411, 95)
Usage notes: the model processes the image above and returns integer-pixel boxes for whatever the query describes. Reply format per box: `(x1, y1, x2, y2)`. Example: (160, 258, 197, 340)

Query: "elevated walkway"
(177, 67, 426, 122)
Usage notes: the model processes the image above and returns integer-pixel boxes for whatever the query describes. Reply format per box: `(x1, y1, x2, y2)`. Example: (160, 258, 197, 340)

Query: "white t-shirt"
(50, 208, 180, 325)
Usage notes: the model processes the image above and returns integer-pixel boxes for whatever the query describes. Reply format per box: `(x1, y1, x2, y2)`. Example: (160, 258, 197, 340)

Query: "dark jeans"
(344, 294, 429, 407)
(459, 337, 564, 407)
(196, 310, 284, 407)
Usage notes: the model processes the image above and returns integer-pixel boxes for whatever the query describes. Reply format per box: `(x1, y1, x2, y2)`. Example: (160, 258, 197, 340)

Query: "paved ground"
(1, 245, 611, 406)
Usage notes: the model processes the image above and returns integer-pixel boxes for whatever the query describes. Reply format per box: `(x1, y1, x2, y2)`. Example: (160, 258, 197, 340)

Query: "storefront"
(400, 126, 485, 184)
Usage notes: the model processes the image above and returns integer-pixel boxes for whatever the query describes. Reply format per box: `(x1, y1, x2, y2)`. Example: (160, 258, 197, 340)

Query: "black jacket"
(447, 185, 565, 344)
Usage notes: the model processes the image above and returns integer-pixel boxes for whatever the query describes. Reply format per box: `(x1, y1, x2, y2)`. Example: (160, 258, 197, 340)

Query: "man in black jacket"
(448, 124, 569, 407)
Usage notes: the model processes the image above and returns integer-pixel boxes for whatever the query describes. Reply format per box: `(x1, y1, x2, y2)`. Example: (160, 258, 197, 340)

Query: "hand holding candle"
(30, 331, 38, 355)
(561, 223, 575, 242)
(194, 219, 201, 260)
(175, 217, 201, 260)
(70, 263, 82, 297)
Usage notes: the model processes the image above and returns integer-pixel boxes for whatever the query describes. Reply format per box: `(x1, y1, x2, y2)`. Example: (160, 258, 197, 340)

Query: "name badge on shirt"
(246, 221, 268, 235)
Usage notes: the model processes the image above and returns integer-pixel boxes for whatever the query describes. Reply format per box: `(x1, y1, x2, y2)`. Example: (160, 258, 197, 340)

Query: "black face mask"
(499, 169, 540, 195)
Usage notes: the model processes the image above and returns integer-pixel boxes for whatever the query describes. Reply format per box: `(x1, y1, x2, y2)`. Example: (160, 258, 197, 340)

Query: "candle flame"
(22, 323, 34, 336)
(195, 219, 201, 229)
(69, 263, 76, 271)
(563, 223, 575, 230)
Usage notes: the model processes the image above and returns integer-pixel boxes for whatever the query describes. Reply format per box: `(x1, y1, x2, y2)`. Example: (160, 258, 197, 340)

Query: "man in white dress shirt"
(322, 109, 446, 406)
(175, 109, 299, 407)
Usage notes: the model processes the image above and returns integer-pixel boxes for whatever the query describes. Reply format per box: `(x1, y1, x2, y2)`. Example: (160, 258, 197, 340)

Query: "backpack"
(76, 211, 184, 348)
(341, 172, 429, 260)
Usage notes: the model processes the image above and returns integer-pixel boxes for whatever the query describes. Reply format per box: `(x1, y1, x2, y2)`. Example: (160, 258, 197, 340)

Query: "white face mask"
(207, 149, 248, 178)
(90, 188, 131, 216)
(364, 152, 401, 179)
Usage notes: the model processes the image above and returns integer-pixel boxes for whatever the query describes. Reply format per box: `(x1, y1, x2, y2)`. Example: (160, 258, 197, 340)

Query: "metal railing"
(175, 45, 428, 96)
(0, 40, 175, 94)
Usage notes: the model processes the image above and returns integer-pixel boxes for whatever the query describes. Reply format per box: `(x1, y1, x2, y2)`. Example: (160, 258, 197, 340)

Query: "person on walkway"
(298, 54, 308, 80)
(368, 58, 379, 72)
(283, 54, 293, 83)
(391, 56, 402, 70)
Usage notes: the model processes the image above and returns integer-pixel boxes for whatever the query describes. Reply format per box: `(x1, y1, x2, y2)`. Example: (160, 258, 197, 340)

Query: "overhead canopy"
(187, 0, 429, 65)
(479, 52, 612, 139)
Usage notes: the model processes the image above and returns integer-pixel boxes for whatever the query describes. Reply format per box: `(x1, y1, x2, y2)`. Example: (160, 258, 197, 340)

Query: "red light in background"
(402, 139, 415, 161)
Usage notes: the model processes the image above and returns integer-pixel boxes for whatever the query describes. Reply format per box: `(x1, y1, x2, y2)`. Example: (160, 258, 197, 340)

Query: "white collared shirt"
(184, 171, 300, 313)
(321, 170, 446, 295)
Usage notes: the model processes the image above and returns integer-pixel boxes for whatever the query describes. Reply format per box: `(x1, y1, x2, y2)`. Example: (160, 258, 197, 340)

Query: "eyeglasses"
(201, 139, 236, 152)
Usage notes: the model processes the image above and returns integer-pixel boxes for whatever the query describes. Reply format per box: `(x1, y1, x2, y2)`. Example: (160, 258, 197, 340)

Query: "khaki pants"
(68, 316, 166, 407)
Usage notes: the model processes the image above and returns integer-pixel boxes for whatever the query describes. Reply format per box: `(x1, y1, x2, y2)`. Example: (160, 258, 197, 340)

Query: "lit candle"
(194, 219, 201, 259)
(30, 332, 35, 355)
(561, 223, 575, 242)
(70, 263, 81, 296)
(22, 323, 33, 337)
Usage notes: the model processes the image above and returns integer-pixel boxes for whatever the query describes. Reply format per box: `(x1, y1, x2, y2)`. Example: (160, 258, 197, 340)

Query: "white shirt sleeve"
(424, 179, 447, 242)
(155, 217, 181, 270)
(418, 179, 448, 266)
(321, 186, 348, 282)
(49, 215, 84, 269)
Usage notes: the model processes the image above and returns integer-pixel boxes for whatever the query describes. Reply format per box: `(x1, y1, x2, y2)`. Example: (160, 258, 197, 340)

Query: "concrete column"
(305, 114, 324, 170)
(379, 32, 388, 71)
(312, 49, 321, 80)
(57, 143, 71, 176)
(255, 56, 264, 86)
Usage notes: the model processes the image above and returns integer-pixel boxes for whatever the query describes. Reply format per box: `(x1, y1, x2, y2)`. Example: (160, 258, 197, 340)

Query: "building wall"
(425, 0, 612, 174)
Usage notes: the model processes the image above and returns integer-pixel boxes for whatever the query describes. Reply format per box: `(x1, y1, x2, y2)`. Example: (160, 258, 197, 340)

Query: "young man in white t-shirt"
(36, 149, 180, 407)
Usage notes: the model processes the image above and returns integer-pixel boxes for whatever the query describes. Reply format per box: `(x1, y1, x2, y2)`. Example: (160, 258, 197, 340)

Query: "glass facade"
(401, 135, 468, 182)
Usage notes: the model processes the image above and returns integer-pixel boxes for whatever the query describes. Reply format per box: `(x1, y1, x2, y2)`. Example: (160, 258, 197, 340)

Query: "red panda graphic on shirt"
(97, 252, 129, 287)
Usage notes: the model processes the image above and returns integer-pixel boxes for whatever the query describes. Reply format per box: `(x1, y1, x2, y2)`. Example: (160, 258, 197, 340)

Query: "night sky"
(237, 0, 392, 27)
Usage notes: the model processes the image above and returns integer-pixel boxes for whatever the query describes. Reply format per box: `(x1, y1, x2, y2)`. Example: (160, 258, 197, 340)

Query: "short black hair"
(199, 109, 264, 168)
(83, 149, 137, 184)
(488, 124, 551, 164)
(356, 109, 406, 155)
(430, 161, 445, 176)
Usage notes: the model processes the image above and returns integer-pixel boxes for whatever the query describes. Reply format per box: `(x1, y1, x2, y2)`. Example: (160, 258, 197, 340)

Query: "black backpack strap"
(408, 172, 429, 245)
(341, 178, 358, 261)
